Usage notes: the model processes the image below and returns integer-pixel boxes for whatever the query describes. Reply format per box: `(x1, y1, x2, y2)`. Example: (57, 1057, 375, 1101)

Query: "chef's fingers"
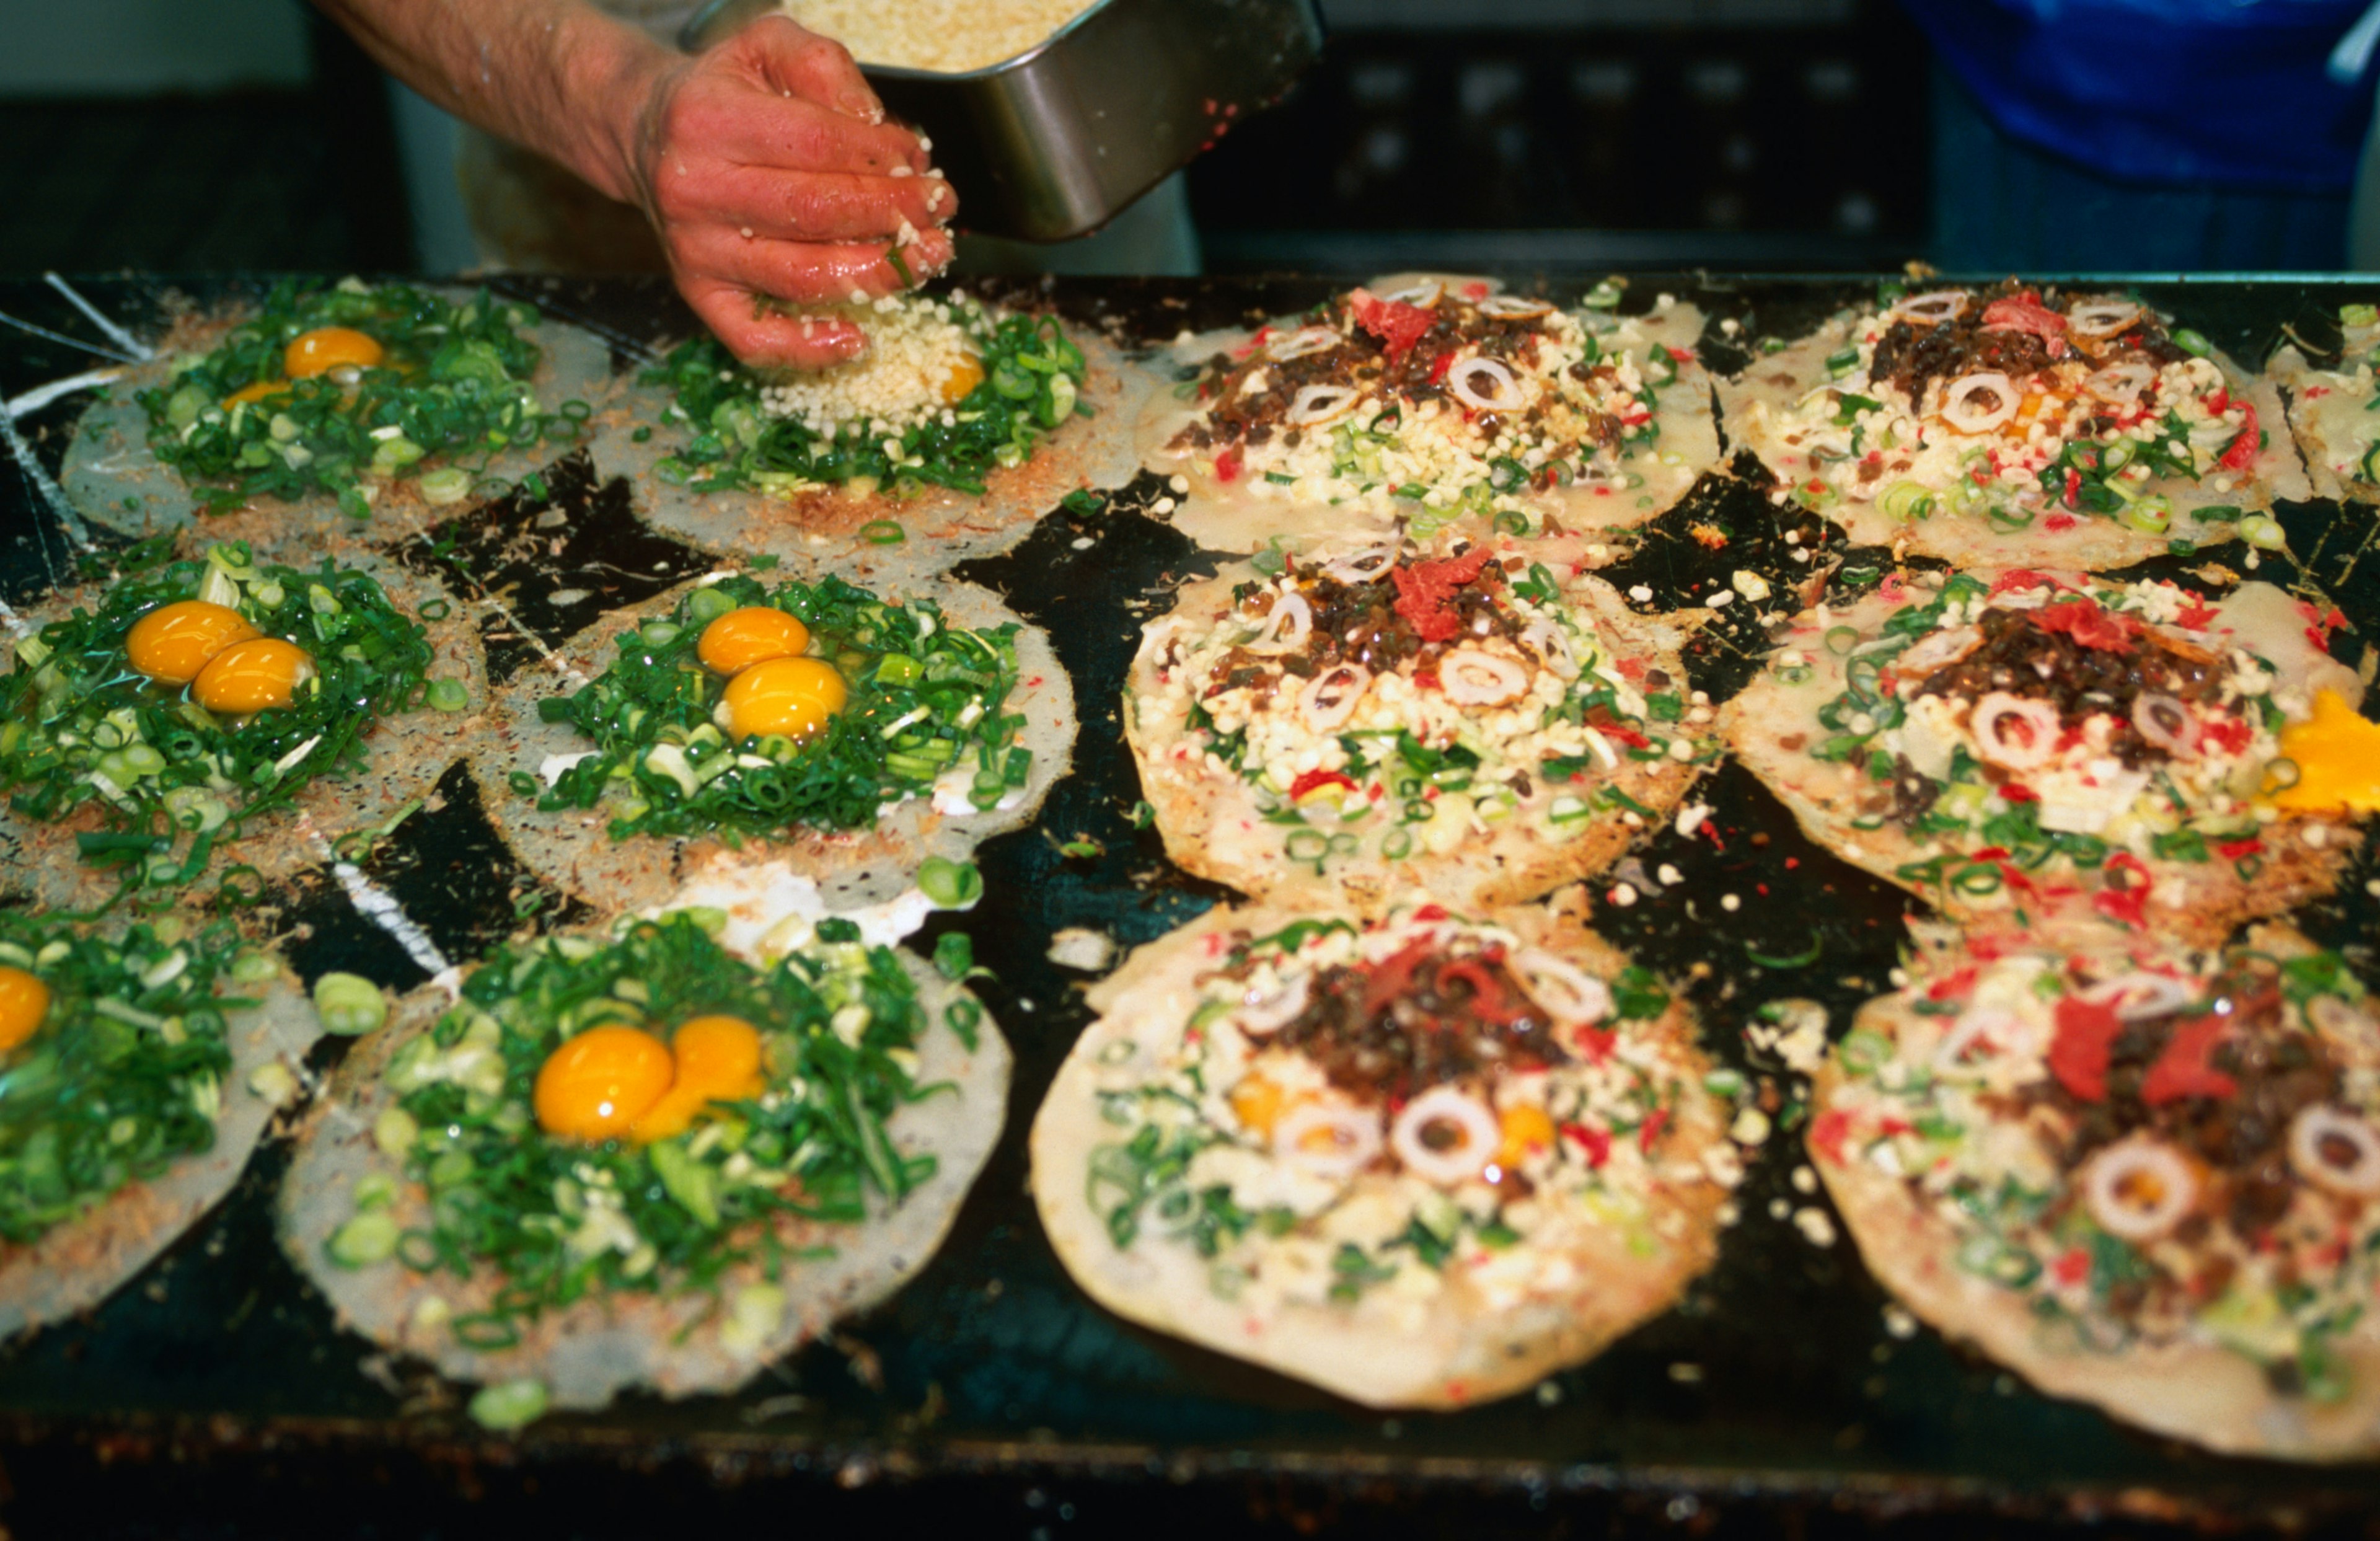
(731, 15, 887, 125)
(681, 224, 957, 306)
(662, 81, 927, 177)
(669, 166, 956, 245)
(680, 275, 871, 369)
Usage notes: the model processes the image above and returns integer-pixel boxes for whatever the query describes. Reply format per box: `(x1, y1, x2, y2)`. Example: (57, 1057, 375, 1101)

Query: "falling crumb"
(1793, 1207, 1838, 1247)
(1628, 584, 1654, 603)
(1768, 1198, 1791, 1220)
(1153, 497, 1178, 514)
(1169, 474, 1190, 493)
(1883, 1305, 1918, 1340)
(1657, 863, 1683, 886)
(1729, 1106, 1771, 1145)
(1608, 882, 1639, 907)
(2306, 824, 2329, 848)
(1721, 893, 1740, 912)
(1791, 1164, 1818, 1194)
(1070, 536, 1095, 550)
(1704, 590, 1734, 609)
(1046, 927, 1116, 972)
(1732, 569, 1772, 603)
(1675, 801, 1712, 837)
(1535, 1380, 1563, 1406)
(1667, 1362, 1704, 1384)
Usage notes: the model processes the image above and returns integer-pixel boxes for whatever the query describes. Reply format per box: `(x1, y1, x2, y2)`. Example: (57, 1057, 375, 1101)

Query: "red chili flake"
(2048, 995, 2124, 1102)
(1926, 965, 1978, 1002)
(1215, 446, 1242, 483)
(1878, 573, 1908, 603)
(1463, 281, 1489, 301)
(1981, 292, 2069, 356)
(1390, 547, 1495, 642)
(1287, 769, 1357, 801)
(1348, 287, 1435, 361)
(1426, 350, 1455, 386)
(2092, 852, 2153, 929)
(1560, 1121, 1613, 1167)
(1877, 1117, 1915, 1137)
(2176, 596, 2218, 629)
(1784, 857, 1800, 869)
(2063, 468, 2082, 508)
(2197, 715, 2254, 755)
(2216, 836, 2265, 860)
(1600, 723, 1652, 749)
(1637, 1107, 1672, 1154)
(1615, 656, 1647, 679)
(2001, 783, 2038, 803)
(2141, 1013, 2238, 1105)
(2218, 402, 2260, 472)
(2306, 385, 2333, 400)
(2052, 1247, 2091, 1287)
(2031, 597, 2139, 652)
(1991, 570, 2058, 596)
(1810, 1108, 1852, 1166)
(2208, 387, 2231, 415)
(1667, 345, 1695, 363)
(2043, 513, 2078, 532)
(1437, 958, 1523, 1025)
(1973, 846, 2011, 860)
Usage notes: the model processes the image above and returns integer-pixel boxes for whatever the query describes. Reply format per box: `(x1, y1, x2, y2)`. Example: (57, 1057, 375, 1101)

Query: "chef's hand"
(622, 16, 958, 366)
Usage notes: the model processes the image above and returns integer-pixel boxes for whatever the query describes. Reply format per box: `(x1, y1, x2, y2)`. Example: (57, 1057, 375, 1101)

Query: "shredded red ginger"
(2048, 995, 2123, 1102)
(1981, 291, 2068, 357)
(2030, 596, 2140, 652)
(2140, 1013, 2237, 1105)
(1390, 548, 1497, 642)
(1347, 288, 1435, 362)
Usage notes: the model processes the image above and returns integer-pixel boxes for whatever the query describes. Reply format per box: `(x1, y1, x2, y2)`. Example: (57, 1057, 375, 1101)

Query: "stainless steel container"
(681, 0, 1324, 242)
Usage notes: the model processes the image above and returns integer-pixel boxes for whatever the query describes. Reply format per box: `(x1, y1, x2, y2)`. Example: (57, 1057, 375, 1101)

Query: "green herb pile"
(533, 575, 1028, 839)
(643, 297, 1091, 501)
(0, 909, 271, 1242)
(326, 913, 963, 1346)
(0, 542, 444, 894)
(138, 278, 581, 519)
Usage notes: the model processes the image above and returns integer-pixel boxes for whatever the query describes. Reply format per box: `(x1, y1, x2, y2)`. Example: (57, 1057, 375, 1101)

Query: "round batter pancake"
(1722, 568, 2366, 945)
(589, 295, 1149, 586)
(280, 909, 1008, 1415)
(471, 571, 1072, 917)
(0, 909, 317, 1340)
(1721, 281, 2306, 569)
(62, 283, 615, 561)
(1125, 535, 1708, 911)
(1814, 921, 2380, 1460)
(1139, 276, 1721, 556)
(2269, 302, 2380, 503)
(0, 541, 487, 914)
(1031, 892, 1733, 1409)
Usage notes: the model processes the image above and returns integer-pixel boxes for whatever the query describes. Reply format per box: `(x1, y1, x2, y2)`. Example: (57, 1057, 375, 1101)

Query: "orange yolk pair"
(531, 1015, 766, 1144)
(124, 600, 315, 714)
(696, 607, 848, 742)
(0, 966, 50, 1057)
(221, 327, 385, 408)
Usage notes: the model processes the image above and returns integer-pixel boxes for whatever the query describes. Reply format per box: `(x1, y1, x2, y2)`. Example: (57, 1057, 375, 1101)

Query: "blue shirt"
(1902, 0, 2374, 190)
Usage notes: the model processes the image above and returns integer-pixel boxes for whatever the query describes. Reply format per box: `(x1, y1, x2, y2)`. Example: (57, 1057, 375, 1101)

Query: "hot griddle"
(1, 273, 2378, 1539)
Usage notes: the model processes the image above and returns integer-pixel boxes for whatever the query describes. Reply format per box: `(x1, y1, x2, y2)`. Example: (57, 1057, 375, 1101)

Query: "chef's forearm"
(308, 0, 660, 205)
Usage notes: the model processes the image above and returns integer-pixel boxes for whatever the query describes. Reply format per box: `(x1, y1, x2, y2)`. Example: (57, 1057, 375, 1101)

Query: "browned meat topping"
(1269, 938, 1570, 1103)
(1865, 280, 2190, 418)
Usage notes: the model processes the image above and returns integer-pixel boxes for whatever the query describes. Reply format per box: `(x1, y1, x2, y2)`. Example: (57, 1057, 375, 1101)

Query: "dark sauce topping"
(1865, 280, 2190, 418)
(1268, 938, 1570, 1104)
(1170, 296, 1621, 454)
(1911, 604, 2227, 770)
(1202, 554, 1533, 701)
(2018, 963, 2342, 1237)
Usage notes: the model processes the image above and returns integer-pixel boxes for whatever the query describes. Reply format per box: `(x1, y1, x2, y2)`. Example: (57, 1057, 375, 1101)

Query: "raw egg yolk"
(2275, 689, 2380, 813)
(939, 353, 985, 404)
(697, 607, 810, 676)
(720, 656, 847, 741)
(222, 380, 291, 409)
(0, 967, 49, 1056)
(629, 1015, 767, 1142)
(284, 326, 385, 379)
(191, 638, 315, 715)
(125, 600, 260, 686)
(534, 1024, 675, 1141)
